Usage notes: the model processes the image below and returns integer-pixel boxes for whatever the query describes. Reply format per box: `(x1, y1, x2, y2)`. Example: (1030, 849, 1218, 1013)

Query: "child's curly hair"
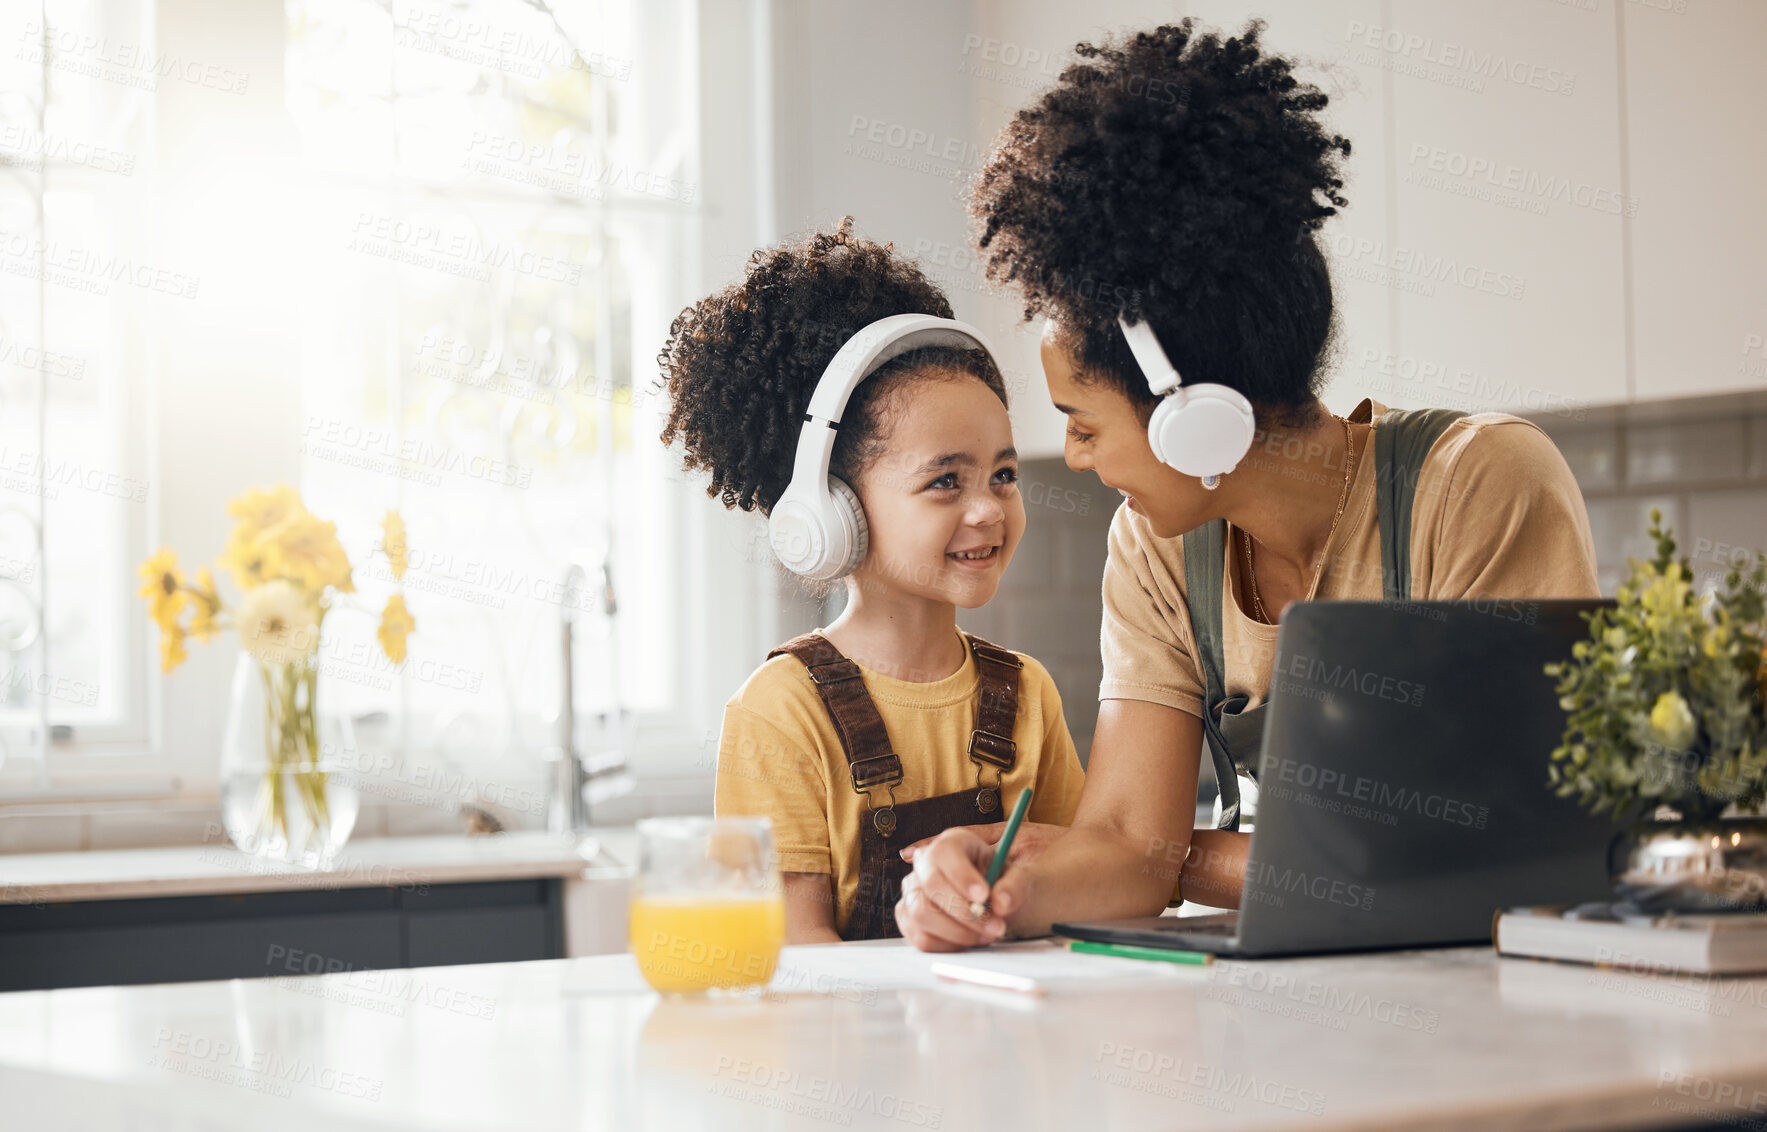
(658, 218, 1007, 515)
(970, 19, 1351, 427)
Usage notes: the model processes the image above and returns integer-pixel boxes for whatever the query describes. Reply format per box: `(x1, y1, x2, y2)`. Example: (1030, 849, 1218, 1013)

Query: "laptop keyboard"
(1159, 914, 1239, 936)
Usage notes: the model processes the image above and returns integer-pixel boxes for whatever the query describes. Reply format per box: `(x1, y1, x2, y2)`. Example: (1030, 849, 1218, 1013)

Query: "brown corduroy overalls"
(767, 630, 1023, 941)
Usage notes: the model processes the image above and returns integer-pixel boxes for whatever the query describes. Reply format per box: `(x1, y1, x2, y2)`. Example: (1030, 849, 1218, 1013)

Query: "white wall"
(762, 0, 1767, 459)
(1622, 0, 1767, 400)
(763, 0, 1062, 455)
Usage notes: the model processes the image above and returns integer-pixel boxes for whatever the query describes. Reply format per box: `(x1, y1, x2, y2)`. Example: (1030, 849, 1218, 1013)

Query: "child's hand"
(899, 820, 1065, 867)
(895, 827, 1004, 952)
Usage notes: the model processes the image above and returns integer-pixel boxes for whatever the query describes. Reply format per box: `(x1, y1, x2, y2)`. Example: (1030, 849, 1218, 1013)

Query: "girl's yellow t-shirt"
(713, 627, 1085, 937)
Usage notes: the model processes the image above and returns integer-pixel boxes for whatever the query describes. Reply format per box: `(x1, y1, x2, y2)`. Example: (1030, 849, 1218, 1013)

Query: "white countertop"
(4, 940, 1767, 1131)
(0, 830, 635, 904)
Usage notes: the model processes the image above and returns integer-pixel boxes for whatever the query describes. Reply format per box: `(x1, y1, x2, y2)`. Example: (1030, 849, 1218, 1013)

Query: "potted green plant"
(1545, 509, 1767, 911)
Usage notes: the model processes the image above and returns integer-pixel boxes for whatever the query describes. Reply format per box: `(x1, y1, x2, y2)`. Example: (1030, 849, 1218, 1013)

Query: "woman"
(894, 20, 1599, 951)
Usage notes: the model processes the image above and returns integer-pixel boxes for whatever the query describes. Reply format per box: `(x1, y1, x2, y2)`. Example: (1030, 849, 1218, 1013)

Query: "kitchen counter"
(4, 941, 1766, 1131)
(0, 831, 641, 990)
(0, 830, 629, 904)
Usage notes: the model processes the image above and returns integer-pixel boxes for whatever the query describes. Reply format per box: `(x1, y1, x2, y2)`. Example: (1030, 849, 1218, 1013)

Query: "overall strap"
(767, 634, 901, 794)
(961, 632, 1022, 773)
(1373, 408, 1467, 601)
(768, 631, 1023, 829)
(1180, 519, 1241, 831)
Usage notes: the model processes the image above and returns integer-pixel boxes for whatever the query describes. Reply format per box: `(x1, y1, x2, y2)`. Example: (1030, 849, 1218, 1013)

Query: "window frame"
(1, 0, 781, 807)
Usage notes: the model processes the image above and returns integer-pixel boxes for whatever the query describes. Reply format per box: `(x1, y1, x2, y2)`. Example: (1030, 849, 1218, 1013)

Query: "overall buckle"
(849, 753, 903, 792)
(967, 729, 1016, 770)
(806, 658, 863, 685)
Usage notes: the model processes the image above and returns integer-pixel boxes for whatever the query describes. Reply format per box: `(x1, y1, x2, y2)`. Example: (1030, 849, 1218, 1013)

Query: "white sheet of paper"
(562, 939, 1207, 998)
(929, 945, 1209, 994)
(769, 939, 1205, 996)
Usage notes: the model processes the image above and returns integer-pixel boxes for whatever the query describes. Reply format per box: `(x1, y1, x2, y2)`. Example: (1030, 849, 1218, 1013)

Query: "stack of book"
(1495, 905, 1767, 974)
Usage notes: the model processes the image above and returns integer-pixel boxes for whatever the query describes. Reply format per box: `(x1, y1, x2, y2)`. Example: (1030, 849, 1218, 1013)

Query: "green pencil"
(985, 786, 1033, 887)
(1068, 939, 1214, 966)
(969, 787, 1033, 921)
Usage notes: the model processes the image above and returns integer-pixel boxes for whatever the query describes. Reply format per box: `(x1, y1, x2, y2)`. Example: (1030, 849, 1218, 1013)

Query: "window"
(283, 0, 700, 783)
(1, 0, 755, 804)
(0, 0, 156, 780)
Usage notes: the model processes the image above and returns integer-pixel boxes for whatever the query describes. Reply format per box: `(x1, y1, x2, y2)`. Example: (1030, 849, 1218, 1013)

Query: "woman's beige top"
(1100, 399, 1600, 718)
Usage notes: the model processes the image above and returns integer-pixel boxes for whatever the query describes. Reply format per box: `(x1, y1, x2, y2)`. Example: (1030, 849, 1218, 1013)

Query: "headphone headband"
(1117, 314, 1257, 483)
(787, 312, 997, 495)
(770, 313, 998, 580)
(1117, 315, 1182, 396)
(806, 314, 998, 424)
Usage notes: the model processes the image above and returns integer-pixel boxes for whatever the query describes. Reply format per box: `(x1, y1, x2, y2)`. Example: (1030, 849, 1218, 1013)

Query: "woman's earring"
(1200, 474, 1221, 491)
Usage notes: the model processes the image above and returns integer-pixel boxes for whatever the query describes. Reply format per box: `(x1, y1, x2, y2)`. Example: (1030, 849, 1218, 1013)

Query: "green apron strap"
(1373, 408, 1467, 601)
(1178, 406, 1466, 833)
(1181, 519, 1242, 831)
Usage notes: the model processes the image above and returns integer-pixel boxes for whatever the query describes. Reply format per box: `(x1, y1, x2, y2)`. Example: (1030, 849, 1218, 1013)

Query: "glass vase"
(218, 652, 359, 867)
(1609, 815, 1767, 913)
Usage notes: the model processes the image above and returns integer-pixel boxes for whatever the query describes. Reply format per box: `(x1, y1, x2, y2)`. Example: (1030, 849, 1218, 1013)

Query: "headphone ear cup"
(1144, 393, 1183, 468)
(767, 491, 827, 578)
(826, 476, 869, 578)
(1146, 385, 1255, 478)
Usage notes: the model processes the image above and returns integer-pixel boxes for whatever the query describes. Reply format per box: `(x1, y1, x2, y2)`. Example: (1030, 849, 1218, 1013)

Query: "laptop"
(1055, 599, 1622, 958)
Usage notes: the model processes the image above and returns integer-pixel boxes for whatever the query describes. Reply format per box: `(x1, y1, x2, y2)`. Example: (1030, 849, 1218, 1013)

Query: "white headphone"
(768, 313, 998, 581)
(1117, 315, 1256, 489)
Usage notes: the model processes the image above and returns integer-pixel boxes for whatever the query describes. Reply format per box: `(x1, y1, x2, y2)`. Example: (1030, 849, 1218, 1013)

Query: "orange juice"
(630, 892, 786, 993)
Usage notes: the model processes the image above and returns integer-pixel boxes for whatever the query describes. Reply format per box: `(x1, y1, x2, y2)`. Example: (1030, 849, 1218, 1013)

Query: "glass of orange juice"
(629, 816, 786, 995)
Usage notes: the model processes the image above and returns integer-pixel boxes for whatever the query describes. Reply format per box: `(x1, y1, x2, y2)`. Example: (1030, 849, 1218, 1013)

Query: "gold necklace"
(1243, 416, 1356, 625)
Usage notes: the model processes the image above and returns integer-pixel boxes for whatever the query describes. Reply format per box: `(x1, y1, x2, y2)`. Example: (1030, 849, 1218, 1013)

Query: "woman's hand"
(899, 820, 1064, 869)
(894, 826, 1024, 952)
(897, 701, 1205, 947)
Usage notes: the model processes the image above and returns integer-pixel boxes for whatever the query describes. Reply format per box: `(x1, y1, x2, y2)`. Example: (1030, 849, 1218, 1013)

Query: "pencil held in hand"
(970, 787, 1033, 921)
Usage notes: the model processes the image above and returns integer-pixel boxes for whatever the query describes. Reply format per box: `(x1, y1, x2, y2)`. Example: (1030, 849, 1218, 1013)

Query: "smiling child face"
(850, 374, 1025, 608)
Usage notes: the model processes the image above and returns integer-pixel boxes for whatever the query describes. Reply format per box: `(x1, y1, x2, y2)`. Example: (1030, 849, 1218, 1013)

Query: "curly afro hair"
(658, 218, 1007, 516)
(970, 18, 1352, 427)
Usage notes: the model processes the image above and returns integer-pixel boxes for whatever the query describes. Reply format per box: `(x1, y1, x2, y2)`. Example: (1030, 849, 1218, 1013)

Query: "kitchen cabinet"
(0, 878, 565, 992)
(0, 832, 607, 991)
(1382, 0, 1628, 416)
(1623, 0, 1767, 401)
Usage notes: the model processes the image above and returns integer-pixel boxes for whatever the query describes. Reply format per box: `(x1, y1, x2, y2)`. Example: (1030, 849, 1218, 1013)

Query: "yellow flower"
(159, 622, 189, 673)
(187, 605, 218, 643)
(1648, 690, 1697, 751)
(236, 580, 320, 667)
(261, 512, 355, 595)
(151, 595, 187, 636)
(187, 567, 223, 643)
(138, 548, 185, 626)
(227, 484, 304, 544)
(220, 531, 278, 590)
(382, 510, 409, 580)
(377, 594, 415, 665)
(221, 484, 305, 590)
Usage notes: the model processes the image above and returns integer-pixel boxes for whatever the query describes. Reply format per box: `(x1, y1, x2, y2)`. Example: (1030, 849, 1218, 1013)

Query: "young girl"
(658, 219, 1085, 944)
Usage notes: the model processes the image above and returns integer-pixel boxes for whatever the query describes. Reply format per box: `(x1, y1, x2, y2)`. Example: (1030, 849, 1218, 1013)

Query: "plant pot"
(218, 653, 360, 866)
(1608, 816, 1767, 913)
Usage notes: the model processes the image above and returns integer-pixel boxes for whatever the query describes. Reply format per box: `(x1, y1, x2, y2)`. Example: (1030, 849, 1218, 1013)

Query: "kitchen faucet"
(548, 551, 633, 836)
